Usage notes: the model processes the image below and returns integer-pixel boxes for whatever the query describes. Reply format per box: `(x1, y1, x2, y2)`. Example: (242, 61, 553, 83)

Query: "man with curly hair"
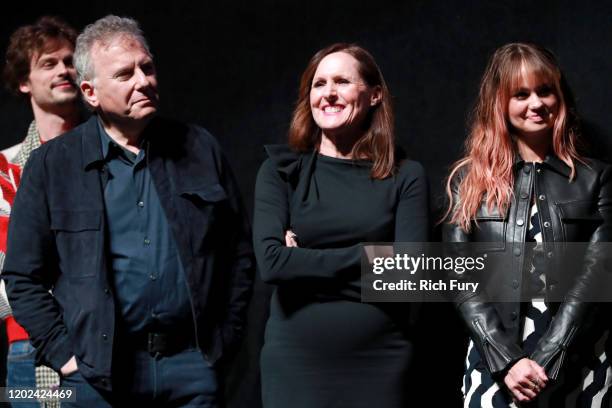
(1, 16, 81, 407)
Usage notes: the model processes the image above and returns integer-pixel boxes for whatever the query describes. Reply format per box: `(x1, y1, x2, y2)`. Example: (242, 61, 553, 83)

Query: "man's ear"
(18, 81, 31, 95)
(80, 80, 99, 108)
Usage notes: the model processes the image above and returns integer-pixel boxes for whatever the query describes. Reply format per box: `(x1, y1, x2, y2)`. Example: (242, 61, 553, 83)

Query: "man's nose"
(56, 60, 70, 76)
(134, 68, 151, 88)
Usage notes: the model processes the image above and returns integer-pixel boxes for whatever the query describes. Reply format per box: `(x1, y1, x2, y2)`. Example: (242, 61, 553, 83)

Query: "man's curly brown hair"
(3, 16, 77, 96)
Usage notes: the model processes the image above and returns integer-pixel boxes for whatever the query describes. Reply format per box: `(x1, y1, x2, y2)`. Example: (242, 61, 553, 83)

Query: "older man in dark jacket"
(3, 15, 254, 407)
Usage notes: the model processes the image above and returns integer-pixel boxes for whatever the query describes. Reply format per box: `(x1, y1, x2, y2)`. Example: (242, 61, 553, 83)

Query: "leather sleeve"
(530, 164, 612, 378)
(443, 175, 525, 376)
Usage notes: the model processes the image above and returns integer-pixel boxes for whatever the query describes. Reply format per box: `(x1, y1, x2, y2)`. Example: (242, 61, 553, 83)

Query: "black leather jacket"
(443, 155, 612, 379)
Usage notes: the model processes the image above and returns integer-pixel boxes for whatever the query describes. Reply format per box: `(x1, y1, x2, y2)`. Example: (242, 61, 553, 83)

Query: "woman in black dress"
(444, 43, 612, 407)
(253, 43, 429, 407)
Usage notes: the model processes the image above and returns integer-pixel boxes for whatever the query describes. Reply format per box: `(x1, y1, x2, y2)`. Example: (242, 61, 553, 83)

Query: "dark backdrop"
(1, 1, 610, 407)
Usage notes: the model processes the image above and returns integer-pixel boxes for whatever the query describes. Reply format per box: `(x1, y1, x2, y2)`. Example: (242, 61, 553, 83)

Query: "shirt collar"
(97, 117, 144, 164)
(83, 115, 155, 169)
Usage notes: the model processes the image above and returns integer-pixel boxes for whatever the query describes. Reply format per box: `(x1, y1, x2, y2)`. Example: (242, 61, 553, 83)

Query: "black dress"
(253, 145, 429, 408)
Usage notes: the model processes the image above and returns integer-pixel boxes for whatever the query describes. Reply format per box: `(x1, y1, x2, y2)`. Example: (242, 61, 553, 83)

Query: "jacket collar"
(82, 115, 158, 170)
(513, 153, 572, 178)
(82, 116, 104, 171)
(543, 155, 572, 178)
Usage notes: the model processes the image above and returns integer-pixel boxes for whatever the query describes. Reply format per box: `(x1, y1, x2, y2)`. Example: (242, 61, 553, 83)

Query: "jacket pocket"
(557, 200, 603, 241)
(181, 183, 228, 204)
(50, 210, 101, 278)
(472, 205, 506, 251)
(180, 184, 229, 253)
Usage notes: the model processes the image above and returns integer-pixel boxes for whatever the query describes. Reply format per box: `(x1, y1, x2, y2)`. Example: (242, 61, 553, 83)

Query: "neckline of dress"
(316, 153, 372, 166)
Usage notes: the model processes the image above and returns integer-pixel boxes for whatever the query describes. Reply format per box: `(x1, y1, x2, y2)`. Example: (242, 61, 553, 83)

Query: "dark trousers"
(61, 348, 220, 407)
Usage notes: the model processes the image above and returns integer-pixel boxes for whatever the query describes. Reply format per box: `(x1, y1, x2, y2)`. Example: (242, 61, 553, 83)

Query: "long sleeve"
(0, 157, 20, 321)
(2, 148, 72, 371)
(253, 158, 362, 284)
(530, 164, 612, 378)
(394, 160, 430, 242)
(443, 173, 525, 377)
(215, 146, 255, 356)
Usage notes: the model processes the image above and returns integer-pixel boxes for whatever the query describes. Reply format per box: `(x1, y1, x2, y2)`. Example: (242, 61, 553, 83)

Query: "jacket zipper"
(473, 318, 512, 363)
(541, 324, 578, 378)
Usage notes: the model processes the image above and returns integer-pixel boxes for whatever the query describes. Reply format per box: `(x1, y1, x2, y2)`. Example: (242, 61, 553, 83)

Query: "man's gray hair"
(74, 15, 151, 84)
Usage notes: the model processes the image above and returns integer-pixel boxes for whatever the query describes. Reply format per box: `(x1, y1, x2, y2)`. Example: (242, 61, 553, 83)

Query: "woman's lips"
(323, 105, 344, 114)
(526, 114, 546, 122)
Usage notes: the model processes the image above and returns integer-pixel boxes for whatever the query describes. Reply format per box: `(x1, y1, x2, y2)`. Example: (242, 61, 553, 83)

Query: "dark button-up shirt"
(98, 121, 193, 334)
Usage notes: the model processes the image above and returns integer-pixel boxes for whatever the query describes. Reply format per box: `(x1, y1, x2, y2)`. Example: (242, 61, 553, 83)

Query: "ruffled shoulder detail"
(264, 144, 305, 180)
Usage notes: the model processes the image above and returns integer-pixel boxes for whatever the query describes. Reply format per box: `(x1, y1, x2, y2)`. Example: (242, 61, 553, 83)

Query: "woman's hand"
(504, 357, 548, 402)
(285, 230, 298, 247)
(363, 245, 394, 262)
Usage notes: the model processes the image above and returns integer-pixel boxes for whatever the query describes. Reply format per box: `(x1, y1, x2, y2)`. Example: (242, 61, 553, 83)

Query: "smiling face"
(507, 67, 559, 139)
(81, 35, 159, 127)
(309, 52, 380, 139)
(19, 40, 78, 111)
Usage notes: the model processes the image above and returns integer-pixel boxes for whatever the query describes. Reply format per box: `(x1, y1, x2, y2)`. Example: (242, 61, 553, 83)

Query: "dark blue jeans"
(60, 348, 220, 407)
(6, 340, 38, 408)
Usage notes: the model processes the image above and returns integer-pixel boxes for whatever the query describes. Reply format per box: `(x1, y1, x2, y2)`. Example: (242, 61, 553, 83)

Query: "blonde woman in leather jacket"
(443, 43, 612, 407)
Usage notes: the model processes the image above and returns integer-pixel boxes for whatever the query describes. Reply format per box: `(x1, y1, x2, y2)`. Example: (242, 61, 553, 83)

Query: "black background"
(1, 1, 610, 406)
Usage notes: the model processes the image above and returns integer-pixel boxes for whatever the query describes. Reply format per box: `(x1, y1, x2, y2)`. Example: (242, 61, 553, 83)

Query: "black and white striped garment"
(462, 202, 612, 407)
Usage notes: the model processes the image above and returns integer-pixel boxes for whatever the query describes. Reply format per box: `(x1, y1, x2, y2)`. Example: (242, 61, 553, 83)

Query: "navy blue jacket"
(3, 116, 254, 391)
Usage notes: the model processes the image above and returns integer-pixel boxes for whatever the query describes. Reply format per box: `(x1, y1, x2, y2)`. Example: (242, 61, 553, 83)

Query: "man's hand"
(504, 357, 548, 402)
(60, 355, 78, 377)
